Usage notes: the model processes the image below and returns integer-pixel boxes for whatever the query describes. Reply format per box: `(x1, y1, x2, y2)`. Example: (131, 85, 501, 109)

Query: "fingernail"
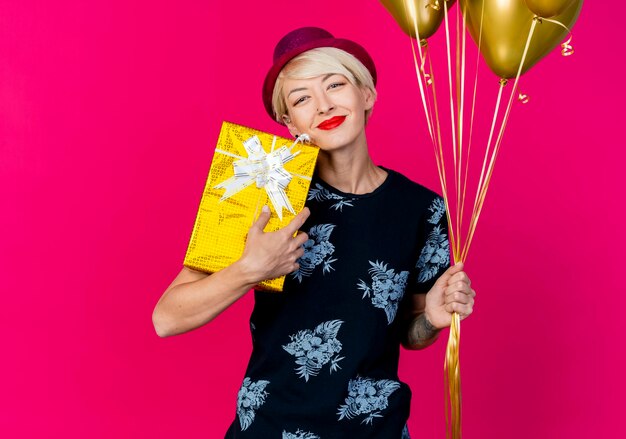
(262, 205, 269, 213)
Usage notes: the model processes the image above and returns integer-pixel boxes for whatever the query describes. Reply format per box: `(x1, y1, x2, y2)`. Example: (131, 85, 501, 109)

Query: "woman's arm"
(400, 294, 441, 350)
(152, 263, 256, 338)
(152, 206, 310, 337)
(401, 262, 476, 350)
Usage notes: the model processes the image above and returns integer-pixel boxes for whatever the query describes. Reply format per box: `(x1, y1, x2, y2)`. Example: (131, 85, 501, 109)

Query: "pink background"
(1, 1, 623, 437)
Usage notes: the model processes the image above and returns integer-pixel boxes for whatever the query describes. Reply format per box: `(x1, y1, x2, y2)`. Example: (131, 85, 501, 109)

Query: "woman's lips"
(316, 115, 346, 130)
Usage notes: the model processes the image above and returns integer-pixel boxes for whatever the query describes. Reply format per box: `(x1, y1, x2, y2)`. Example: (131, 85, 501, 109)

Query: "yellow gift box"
(183, 121, 319, 292)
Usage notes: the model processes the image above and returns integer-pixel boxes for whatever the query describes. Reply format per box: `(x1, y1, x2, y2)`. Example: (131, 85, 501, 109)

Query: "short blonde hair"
(271, 47, 377, 125)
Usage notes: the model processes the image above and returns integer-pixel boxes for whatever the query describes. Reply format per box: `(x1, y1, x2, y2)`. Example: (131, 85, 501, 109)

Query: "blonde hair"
(271, 47, 377, 125)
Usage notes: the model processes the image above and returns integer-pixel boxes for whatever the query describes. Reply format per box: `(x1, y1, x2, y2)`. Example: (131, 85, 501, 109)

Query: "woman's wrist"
(404, 312, 441, 350)
(232, 256, 262, 287)
(422, 311, 443, 332)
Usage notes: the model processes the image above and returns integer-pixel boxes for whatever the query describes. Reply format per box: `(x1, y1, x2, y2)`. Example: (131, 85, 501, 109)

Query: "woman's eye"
(294, 96, 307, 105)
(329, 82, 345, 89)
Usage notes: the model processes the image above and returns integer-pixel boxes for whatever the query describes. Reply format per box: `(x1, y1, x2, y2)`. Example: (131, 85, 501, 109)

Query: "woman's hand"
(424, 262, 476, 329)
(238, 205, 311, 284)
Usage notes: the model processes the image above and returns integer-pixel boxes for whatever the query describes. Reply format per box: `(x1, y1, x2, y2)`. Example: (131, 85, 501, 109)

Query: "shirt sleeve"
(412, 194, 451, 294)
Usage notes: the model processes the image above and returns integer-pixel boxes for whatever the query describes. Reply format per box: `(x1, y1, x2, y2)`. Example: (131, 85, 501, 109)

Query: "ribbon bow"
(213, 134, 309, 221)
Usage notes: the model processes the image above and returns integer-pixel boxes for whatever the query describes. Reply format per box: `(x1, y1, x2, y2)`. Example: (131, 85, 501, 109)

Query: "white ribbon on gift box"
(213, 134, 311, 221)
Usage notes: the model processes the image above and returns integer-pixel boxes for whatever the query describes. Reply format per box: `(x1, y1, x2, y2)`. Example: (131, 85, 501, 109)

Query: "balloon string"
(426, 52, 448, 202)
(466, 77, 505, 263)
(440, 0, 460, 264)
(426, 54, 459, 261)
(405, 0, 457, 257)
(421, 43, 434, 86)
(442, 0, 458, 190)
(441, 4, 462, 439)
(405, 0, 450, 211)
(444, 311, 461, 439)
(405, 0, 436, 144)
(455, 3, 468, 261)
(460, 0, 485, 258)
(538, 17, 575, 56)
(461, 79, 505, 262)
(462, 17, 539, 261)
(432, 11, 457, 260)
(454, 3, 461, 260)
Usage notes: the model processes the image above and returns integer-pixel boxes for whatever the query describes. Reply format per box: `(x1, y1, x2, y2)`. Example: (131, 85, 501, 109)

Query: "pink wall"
(1, 1, 623, 437)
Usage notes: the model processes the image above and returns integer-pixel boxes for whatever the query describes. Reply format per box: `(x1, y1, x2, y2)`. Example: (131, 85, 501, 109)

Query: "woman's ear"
(362, 87, 377, 111)
(282, 114, 299, 138)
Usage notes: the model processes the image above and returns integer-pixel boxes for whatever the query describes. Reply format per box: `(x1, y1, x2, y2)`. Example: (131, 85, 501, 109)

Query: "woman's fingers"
(446, 291, 471, 304)
(293, 231, 309, 247)
(444, 302, 473, 317)
(250, 205, 272, 234)
(447, 271, 471, 287)
(243, 207, 313, 280)
(444, 277, 475, 318)
(445, 280, 473, 297)
(294, 246, 305, 259)
(283, 207, 311, 235)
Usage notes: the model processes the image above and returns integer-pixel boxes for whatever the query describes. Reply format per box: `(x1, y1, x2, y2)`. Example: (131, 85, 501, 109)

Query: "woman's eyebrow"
(287, 87, 307, 98)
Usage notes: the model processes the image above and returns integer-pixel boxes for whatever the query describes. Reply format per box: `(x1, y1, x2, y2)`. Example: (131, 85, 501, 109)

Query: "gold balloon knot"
(420, 39, 429, 48)
(533, 15, 544, 24)
(518, 93, 529, 104)
(426, 1, 441, 11)
(499, 78, 509, 87)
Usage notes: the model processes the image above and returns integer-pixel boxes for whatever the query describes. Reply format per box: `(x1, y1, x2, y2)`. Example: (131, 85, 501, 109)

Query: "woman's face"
(281, 73, 375, 151)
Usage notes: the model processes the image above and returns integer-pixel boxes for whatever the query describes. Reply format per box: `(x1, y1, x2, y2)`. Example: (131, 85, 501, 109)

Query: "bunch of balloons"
(380, 2, 583, 438)
(381, 0, 582, 78)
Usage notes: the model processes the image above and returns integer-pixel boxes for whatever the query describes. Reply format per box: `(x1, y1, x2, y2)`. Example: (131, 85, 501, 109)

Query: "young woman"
(153, 27, 476, 439)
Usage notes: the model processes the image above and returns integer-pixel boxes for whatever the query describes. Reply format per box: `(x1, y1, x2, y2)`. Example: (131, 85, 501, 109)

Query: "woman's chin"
(311, 131, 359, 151)
(314, 141, 348, 153)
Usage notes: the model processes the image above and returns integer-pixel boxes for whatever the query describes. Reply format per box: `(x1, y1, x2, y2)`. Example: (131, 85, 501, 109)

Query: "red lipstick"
(316, 116, 346, 130)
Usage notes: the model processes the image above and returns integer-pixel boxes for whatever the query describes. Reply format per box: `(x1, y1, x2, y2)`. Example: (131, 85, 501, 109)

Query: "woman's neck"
(315, 137, 388, 195)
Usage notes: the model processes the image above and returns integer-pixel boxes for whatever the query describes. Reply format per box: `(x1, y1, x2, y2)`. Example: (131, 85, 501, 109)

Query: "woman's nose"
(316, 94, 335, 114)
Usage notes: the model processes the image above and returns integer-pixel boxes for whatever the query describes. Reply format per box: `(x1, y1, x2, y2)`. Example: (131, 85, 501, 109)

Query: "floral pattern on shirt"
(282, 319, 344, 382)
(237, 377, 269, 431)
(402, 423, 411, 439)
(357, 260, 409, 324)
(282, 429, 320, 439)
(308, 183, 354, 211)
(415, 224, 450, 283)
(292, 223, 337, 282)
(427, 196, 446, 224)
(337, 376, 401, 425)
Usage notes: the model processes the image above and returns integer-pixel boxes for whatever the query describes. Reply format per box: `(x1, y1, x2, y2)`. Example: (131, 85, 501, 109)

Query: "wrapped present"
(184, 121, 319, 292)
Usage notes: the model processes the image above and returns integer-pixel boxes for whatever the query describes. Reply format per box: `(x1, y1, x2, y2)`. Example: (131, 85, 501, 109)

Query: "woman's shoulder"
(383, 166, 444, 204)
